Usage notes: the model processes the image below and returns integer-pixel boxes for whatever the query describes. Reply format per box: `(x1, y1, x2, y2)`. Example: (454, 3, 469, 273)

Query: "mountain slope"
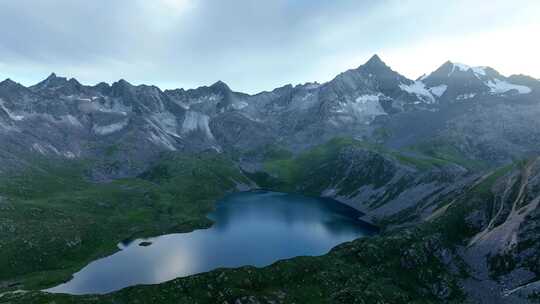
(1, 56, 539, 176)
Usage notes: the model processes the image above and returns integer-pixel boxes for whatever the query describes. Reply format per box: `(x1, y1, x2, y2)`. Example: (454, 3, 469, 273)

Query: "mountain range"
(1, 55, 540, 303)
(1, 54, 539, 177)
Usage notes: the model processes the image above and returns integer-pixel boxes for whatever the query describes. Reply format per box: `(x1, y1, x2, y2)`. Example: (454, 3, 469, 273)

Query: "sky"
(0, 0, 539, 94)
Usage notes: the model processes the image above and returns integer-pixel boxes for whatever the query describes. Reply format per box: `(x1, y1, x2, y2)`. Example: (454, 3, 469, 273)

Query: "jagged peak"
(109, 79, 135, 98)
(274, 83, 294, 92)
(434, 61, 496, 78)
(31, 72, 73, 90)
(0, 79, 30, 95)
(113, 79, 133, 87)
(432, 60, 454, 71)
(359, 54, 399, 75)
(425, 61, 489, 82)
(92, 82, 111, 94)
(43, 72, 68, 83)
(211, 80, 229, 87)
(94, 81, 110, 87)
(365, 54, 385, 66)
(296, 81, 320, 90)
(210, 80, 231, 92)
(164, 87, 185, 94)
(67, 77, 82, 87)
(0, 78, 18, 86)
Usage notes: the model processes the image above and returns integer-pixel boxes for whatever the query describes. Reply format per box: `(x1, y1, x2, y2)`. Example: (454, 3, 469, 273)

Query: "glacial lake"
(46, 191, 377, 295)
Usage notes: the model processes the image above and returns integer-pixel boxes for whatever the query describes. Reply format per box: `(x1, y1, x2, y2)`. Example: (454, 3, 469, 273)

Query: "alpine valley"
(2, 55, 540, 303)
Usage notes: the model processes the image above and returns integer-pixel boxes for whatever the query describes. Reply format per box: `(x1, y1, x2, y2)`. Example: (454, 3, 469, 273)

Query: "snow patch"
(303, 83, 320, 90)
(32, 143, 47, 155)
(486, 79, 531, 94)
(356, 94, 380, 103)
(471, 66, 487, 76)
(74, 96, 100, 102)
(450, 63, 487, 78)
(92, 119, 129, 135)
(352, 95, 387, 116)
(174, 101, 190, 110)
(399, 82, 435, 103)
(64, 151, 76, 159)
(452, 63, 471, 73)
(429, 84, 448, 97)
(456, 93, 477, 100)
(47, 144, 60, 155)
(231, 101, 248, 110)
(31, 143, 61, 156)
(334, 94, 387, 124)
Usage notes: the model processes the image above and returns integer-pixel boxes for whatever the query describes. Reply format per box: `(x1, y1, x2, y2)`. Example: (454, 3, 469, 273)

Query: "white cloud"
(381, 22, 540, 80)
(0, 0, 538, 93)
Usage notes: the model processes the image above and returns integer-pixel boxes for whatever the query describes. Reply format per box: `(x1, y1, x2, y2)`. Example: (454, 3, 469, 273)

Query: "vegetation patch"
(408, 139, 488, 171)
(0, 153, 247, 291)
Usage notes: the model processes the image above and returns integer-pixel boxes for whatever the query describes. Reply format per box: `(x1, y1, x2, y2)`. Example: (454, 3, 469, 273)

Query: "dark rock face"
(445, 158, 540, 303)
(327, 146, 471, 221)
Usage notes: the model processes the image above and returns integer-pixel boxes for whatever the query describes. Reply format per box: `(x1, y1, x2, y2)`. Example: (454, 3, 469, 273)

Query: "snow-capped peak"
(449, 62, 531, 94)
(449, 62, 487, 77)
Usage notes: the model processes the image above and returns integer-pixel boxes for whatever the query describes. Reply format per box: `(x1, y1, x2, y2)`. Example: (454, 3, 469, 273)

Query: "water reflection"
(46, 191, 376, 295)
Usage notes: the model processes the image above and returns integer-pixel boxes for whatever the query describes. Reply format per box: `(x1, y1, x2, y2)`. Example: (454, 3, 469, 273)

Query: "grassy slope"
(0, 153, 248, 291)
(408, 138, 488, 171)
(251, 137, 468, 199)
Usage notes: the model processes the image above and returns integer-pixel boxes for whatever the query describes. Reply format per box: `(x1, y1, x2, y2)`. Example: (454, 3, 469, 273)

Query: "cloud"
(0, 0, 538, 93)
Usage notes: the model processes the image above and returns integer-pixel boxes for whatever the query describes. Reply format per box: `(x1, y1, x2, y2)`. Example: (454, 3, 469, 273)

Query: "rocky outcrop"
(451, 158, 540, 303)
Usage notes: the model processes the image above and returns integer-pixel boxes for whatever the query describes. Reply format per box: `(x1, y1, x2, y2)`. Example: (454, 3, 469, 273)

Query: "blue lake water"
(46, 191, 376, 295)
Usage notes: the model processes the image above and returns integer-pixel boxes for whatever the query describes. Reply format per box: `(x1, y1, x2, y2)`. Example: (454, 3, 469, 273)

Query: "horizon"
(0, 0, 538, 94)
(2, 54, 537, 95)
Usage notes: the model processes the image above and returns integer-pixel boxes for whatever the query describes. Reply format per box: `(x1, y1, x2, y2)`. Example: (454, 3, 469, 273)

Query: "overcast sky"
(0, 0, 538, 93)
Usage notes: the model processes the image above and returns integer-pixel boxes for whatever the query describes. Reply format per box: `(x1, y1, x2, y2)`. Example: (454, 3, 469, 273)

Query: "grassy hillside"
(250, 137, 471, 201)
(0, 153, 248, 291)
(0, 138, 506, 303)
